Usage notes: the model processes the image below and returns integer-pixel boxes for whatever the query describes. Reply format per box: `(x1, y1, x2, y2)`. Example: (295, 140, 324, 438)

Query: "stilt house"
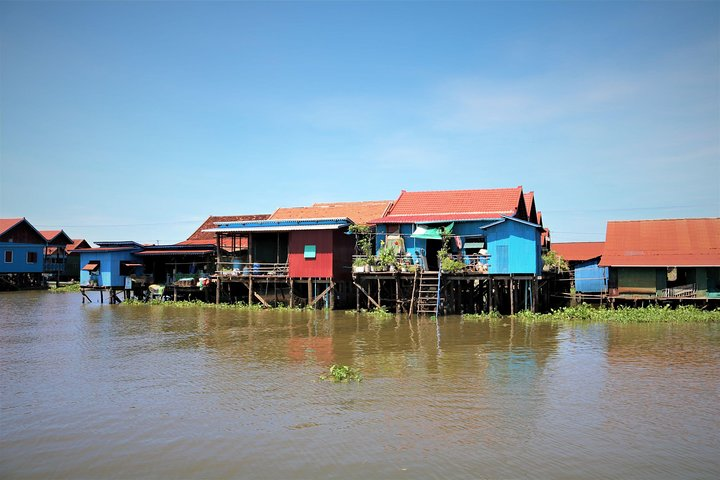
(599, 218, 720, 301)
(205, 201, 391, 308)
(552, 242, 607, 293)
(40, 230, 73, 283)
(0, 218, 46, 289)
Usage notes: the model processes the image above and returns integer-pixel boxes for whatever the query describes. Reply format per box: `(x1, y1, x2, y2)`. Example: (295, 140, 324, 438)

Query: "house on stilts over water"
(354, 187, 546, 315)
(204, 201, 392, 309)
(599, 218, 720, 305)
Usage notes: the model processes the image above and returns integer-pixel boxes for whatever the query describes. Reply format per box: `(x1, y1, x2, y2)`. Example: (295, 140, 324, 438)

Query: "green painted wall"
(618, 268, 657, 294)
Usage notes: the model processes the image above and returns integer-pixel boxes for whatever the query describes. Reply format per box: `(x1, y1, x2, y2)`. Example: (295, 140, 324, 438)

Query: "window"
(4, 250, 12, 263)
(304, 245, 316, 259)
(26, 251, 37, 264)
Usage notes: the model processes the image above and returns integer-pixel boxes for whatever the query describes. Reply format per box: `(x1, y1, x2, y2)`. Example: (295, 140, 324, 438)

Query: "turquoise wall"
(79, 250, 141, 287)
(0, 243, 45, 273)
(484, 220, 541, 275)
(375, 219, 541, 275)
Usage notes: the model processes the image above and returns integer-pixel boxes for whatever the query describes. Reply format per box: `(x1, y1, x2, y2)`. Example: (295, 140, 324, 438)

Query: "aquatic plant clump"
(320, 364, 362, 383)
(121, 298, 305, 311)
(518, 304, 720, 323)
(48, 283, 82, 293)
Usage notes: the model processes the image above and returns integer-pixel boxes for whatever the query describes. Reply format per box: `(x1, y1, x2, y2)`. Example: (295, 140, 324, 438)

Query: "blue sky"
(1, 1, 718, 244)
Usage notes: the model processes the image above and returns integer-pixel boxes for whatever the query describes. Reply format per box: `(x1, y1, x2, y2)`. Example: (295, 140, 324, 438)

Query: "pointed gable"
(372, 187, 527, 224)
(39, 230, 73, 246)
(0, 217, 47, 244)
(523, 192, 538, 225)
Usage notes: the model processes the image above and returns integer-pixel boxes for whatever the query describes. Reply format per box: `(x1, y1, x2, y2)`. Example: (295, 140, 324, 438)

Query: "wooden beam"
(353, 281, 381, 310)
(310, 283, 333, 307)
(253, 291, 271, 308)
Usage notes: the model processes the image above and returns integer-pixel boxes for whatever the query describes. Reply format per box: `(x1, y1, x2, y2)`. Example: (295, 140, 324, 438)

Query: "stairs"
(416, 271, 441, 316)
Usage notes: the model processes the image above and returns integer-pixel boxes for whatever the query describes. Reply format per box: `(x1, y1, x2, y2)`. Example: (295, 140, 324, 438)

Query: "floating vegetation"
(517, 304, 720, 323)
(462, 310, 503, 322)
(464, 304, 719, 324)
(320, 364, 362, 383)
(48, 283, 81, 293)
(121, 298, 306, 311)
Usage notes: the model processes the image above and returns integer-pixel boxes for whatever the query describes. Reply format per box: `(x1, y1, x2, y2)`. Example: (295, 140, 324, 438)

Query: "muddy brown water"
(1, 291, 719, 479)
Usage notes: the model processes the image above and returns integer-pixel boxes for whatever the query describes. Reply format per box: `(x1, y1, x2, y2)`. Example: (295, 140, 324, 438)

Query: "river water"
(1, 291, 719, 479)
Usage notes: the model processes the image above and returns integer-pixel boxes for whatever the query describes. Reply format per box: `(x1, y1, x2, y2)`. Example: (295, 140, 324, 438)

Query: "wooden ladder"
(416, 271, 441, 316)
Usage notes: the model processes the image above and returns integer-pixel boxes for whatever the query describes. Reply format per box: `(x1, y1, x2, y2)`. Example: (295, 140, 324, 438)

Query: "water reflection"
(1, 292, 718, 479)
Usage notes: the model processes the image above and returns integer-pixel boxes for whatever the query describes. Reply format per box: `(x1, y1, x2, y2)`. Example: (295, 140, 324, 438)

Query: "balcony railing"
(352, 252, 491, 273)
(215, 261, 289, 278)
(662, 283, 697, 298)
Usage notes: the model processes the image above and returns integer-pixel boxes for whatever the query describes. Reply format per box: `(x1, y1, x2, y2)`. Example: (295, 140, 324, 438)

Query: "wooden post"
(356, 278, 360, 312)
(488, 277, 493, 313)
(216, 278, 221, 304)
(100, 289, 104, 304)
(329, 281, 335, 310)
(509, 277, 515, 315)
(532, 278, 539, 313)
(377, 277, 381, 309)
(289, 279, 294, 308)
(395, 276, 400, 314)
(307, 279, 313, 308)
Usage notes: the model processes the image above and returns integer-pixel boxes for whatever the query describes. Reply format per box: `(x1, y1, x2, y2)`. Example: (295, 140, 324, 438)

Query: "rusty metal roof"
(136, 249, 214, 256)
(599, 218, 720, 267)
(185, 214, 270, 242)
(552, 242, 605, 262)
(270, 201, 392, 225)
(370, 187, 526, 224)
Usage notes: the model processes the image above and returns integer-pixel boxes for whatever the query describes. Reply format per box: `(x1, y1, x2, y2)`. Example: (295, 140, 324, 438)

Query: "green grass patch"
(462, 310, 503, 322)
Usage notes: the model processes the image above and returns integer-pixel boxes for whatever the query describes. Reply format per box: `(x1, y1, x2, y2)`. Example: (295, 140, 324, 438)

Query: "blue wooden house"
(365, 187, 545, 314)
(551, 242, 607, 294)
(370, 187, 543, 275)
(0, 217, 47, 289)
(75, 241, 144, 288)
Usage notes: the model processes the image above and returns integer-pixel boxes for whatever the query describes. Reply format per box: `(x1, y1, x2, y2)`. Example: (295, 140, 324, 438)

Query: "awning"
(411, 222, 454, 240)
(464, 241, 485, 249)
(136, 249, 214, 256)
(82, 262, 99, 272)
(122, 262, 143, 267)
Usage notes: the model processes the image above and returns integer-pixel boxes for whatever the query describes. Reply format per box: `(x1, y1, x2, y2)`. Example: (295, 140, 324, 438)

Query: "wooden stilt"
(395, 276, 401, 314)
(307, 279, 312, 308)
(353, 281, 382, 310)
(509, 278, 515, 315)
(355, 278, 360, 312)
(289, 279, 295, 308)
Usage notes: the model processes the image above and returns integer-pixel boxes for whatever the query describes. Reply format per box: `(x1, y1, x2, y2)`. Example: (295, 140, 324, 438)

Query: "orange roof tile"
(599, 218, 720, 267)
(270, 200, 392, 225)
(374, 187, 526, 223)
(0, 218, 24, 236)
(523, 192, 538, 224)
(552, 242, 605, 262)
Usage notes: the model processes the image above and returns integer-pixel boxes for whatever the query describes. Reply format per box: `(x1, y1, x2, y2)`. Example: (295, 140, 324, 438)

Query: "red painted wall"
(288, 230, 334, 278)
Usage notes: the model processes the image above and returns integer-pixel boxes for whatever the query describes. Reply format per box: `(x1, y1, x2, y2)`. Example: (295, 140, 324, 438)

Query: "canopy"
(411, 222, 454, 240)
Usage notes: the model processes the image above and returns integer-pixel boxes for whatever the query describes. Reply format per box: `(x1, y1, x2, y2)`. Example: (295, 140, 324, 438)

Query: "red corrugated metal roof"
(599, 218, 720, 267)
(552, 242, 605, 262)
(39, 229, 73, 245)
(67, 239, 91, 253)
(0, 218, 25, 236)
(270, 201, 392, 225)
(371, 187, 525, 224)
